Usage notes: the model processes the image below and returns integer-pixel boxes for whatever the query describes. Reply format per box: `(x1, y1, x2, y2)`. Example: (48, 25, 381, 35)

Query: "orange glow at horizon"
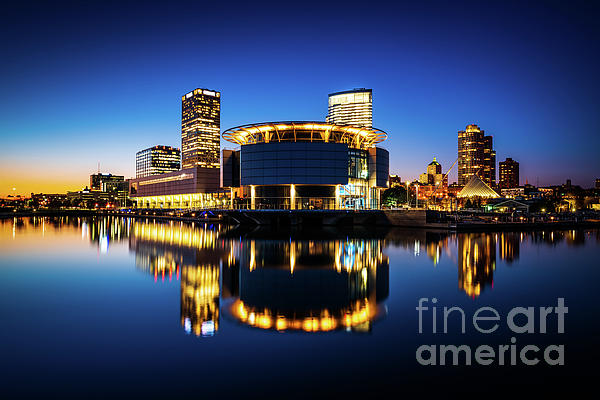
(1, 166, 102, 197)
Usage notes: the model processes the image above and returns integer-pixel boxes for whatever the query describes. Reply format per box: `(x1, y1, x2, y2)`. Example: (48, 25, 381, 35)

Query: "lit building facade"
(458, 124, 496, 187)
(417, 157, 448, 201)
(222, 121, 389, 209)
(499, 157, 519, 189)
(136, 145, 181, 178)
(128, 166, 227, 209)
(89, 173, 128, 206)
(326, 89, 372, 128)
(181, 88, 221, 169)
(90, 173, 124, 192)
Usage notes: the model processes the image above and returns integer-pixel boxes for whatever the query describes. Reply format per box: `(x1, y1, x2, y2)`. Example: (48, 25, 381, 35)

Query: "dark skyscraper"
(499, 157, 520, 189)
(181, 88, 221, 169)
(458, 124, 496, 187)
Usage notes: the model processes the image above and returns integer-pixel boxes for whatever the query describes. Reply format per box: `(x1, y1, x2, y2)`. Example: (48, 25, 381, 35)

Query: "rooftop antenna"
(97, 161, 100, 174)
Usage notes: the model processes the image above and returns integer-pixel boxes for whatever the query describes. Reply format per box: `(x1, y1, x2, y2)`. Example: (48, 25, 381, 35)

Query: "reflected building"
(181, 263, 220, 337)
(128, 220, 232, 337)
(458, 233, 496, 297)
(230, 238, 389, 332)
(499, 232, 520, 264)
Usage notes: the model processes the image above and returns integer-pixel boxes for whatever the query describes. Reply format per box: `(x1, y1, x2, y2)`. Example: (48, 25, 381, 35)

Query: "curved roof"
(230, 299, 379, 332)
(458, 175, 500, 198)
(222, 121, 387, 149)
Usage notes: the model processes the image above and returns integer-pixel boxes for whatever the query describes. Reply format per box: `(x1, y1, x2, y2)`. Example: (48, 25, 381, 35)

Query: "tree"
(382, 186, 407, 207)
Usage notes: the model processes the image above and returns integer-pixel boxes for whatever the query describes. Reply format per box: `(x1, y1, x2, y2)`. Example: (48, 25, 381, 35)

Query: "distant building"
(89, 173, 127, 206)
(596, 178, 600, 189)
(458, 124, 496, 187)
(181, 88, 221, 169)
(499, 157, 519, 189)
(389, 174, 402, 187)
(90, 173, 124, 192)
(326, 88, 372, 128)
(500, 187, 525, 198)
(136, 145, 181, 178)
(417, 158, 447, 200)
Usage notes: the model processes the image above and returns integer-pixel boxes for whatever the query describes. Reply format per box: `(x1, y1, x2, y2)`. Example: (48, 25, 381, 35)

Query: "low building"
(128, 166, 227, 209)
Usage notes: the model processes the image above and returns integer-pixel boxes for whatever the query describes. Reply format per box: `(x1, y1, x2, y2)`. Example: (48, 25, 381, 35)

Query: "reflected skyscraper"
(458, 233, 496, 297)
(499, 232, 520, 263)
(128, 220, 231, 337)
(181, 263, 219, 337)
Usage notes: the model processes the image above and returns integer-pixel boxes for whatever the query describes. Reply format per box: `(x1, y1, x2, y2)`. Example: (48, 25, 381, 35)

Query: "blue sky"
(1, 0, 599, 195)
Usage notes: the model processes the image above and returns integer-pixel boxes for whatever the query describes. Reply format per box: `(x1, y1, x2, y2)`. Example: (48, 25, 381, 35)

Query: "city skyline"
(1, 1, 599, 196)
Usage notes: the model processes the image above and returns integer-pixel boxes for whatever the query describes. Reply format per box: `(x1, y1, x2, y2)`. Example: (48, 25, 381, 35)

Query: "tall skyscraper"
(458, 124, 496, 187)
(181, 88, 221, 169)
(136, 145, 181, 178)
(326, 88, 372, 128)
(499, 157, 520, 189)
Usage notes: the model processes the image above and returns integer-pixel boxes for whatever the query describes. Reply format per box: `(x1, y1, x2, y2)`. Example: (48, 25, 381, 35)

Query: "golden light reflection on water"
(2, 217, 598, 339)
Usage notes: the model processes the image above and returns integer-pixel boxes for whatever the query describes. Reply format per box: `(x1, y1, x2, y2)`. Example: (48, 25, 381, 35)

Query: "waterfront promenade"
(3, 208, 599, 231)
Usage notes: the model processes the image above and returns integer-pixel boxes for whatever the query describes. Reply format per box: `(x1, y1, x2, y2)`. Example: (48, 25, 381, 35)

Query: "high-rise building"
(458, 124, 496, 187)
(499, 157, 520, 189)
(181, 88, 221, 169)
(595, 178, 600, 189)
(326, 88, 372, 128)
(136, 145, 181, 178)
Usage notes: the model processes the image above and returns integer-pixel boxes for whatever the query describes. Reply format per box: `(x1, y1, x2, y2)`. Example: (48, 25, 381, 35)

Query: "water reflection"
(231, 239, 389, 332)
(3, 217, 599, 336)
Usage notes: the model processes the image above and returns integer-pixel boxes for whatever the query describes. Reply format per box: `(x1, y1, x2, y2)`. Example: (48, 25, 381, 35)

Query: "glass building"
(136, 145, 181, 178)
(326, 89, 372, 128)
(222, 121, 389, 210)
(458, 124, 496, 187)
(181, 88, 221, 169)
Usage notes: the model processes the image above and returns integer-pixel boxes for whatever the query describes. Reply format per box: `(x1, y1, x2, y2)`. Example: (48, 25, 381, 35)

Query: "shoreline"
(2, 209, 600, 232)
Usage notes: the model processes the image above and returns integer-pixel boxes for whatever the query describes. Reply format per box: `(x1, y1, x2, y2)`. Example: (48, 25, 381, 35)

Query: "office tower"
(457, 124, 496, 187)
(595, 178, 600, 190)
(136, 145, 181, 178)
(326, 88, 372, 128)
(499, 157, 520, 189)
(181, 88, 221, 169)
(90, 173, 124, 192)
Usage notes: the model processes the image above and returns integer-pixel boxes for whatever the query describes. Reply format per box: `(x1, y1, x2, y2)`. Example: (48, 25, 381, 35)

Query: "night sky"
(1, 0, 599, 195)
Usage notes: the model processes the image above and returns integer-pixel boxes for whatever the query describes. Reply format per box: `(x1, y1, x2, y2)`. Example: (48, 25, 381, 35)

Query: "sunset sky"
(1, 0, 599, 196)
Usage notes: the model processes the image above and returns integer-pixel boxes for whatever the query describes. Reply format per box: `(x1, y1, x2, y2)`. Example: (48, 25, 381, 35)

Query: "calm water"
(1, 217, 599, 397)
